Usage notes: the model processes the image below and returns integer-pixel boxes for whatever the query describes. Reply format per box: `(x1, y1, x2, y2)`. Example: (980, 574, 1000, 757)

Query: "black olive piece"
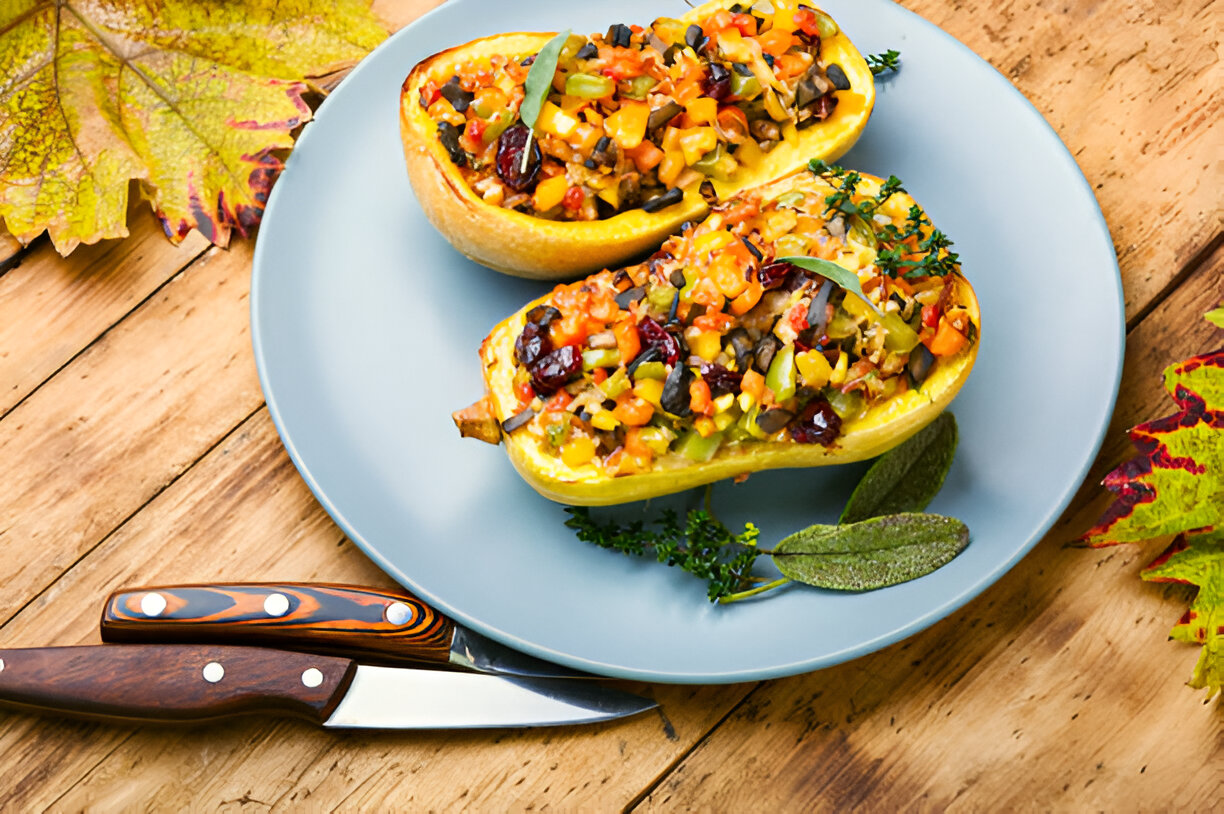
(728, 2, 744, 11)
(684, 24, 705, 50)
(763, 53, 774, 68)
(726, 328, 754, 371)
(576, 42, 598, 60)
(592, 135, 618, 168)
(626, 345, 661, 376)
(662, 43, 683, 65)
(687, 302, 706, 322)
(435, 122, 467, 167)
(439, 76, 474, 112)
(732, 61, 754, 76)
(584, 158, 597, 169)
(908, 344, 936, 385)
(753, 334, 782, 374)
(826, 63, 851, 91)
(501, 407, 536, 433)
(647, 101, 683, 132)
(795, 75, 824, 109)
(615, 286, 647, 310)
(602, 399, 618, 411)
(607, 23, 632, 48)
(526, 304, 562, 327)
(669, 269, 686, 288)
(661, 364, 694, 416)
(699, 180, 718, 205)
(709, 63, 730, 83)
(667, 290, 680, 322)
(520, 55, 535, 66)
(741, 236, 763, 261)
(642, 187, 684, 213)
(755, 408, 795, 435)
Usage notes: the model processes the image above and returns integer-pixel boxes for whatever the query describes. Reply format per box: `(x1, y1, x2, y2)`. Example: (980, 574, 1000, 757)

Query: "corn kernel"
(694, 416, 718, 438)
(795, 350, 833, 388)
(689, 330, 722, 361)
(590, 410, 620, 431)
(633, 378, 664, 406)
(532, 174, 569, 212)
(713, 393, 736, 413)
(829, 350, 849, 386)
(738, 391, 755, 411)
(561, 437, 597, 467)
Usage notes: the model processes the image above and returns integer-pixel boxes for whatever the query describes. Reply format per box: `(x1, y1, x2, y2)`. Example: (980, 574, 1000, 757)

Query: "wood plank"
(0, 242, 263, 628)
(0, 409, 750, 811)
(0, 208, 210, 418)
(899, 0, 1222, 321)
(636, 251, 1224, 811)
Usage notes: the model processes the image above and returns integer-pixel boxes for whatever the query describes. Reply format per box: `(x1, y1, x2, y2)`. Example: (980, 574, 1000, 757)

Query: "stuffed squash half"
(453, 164, 980, 506)
(401, 0, 875, 279)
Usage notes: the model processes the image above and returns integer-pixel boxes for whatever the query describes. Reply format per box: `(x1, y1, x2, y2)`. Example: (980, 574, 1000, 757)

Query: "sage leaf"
(773, 513, 969, 591)
(840, 411, 958, 524)
(519, 30, 571, 130)
(776, 255, 881, 315)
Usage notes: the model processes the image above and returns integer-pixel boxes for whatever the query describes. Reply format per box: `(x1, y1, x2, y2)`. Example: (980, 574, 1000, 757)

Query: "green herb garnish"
(840, 412, 958, 523)
(776, 255, 883, 315)
(807, 159, 961, 279)
(866, 49, 902, 75)
(773, 514, 968, 591)
(519, 30, 571, 130)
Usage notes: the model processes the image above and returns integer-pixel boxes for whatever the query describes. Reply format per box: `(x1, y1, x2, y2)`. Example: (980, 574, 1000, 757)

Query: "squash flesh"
(458, 169, 981, 506)
(400, 0, 875, 280)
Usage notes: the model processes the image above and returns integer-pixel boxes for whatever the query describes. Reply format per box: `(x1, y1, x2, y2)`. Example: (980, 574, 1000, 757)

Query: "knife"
(101, 583, 589, 679)
(0, 644, 654, 728)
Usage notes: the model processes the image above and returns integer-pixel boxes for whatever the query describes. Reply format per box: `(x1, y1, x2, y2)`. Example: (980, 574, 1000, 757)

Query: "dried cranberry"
(496, 124, 542, 193)
(515, 321, 551, 367)
(758, 260, 796, 290)
(529, 345, 582, 395)
(700, 363, 742, 396)
(637, 316, 680, 366)
(702, 64, 731, 101)
(789, 399, 842, 446)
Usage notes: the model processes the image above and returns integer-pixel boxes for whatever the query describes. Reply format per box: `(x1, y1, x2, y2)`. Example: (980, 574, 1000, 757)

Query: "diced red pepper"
(728, 13, 758, 36)
(544, 390, 573, 412)
(922, 303, 940, 328)
(793, 9, 822, 37)
(787, 301, 809, 332)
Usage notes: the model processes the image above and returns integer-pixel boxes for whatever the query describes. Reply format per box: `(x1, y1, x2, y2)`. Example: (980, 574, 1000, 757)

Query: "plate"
(251, 0, 1123, 682)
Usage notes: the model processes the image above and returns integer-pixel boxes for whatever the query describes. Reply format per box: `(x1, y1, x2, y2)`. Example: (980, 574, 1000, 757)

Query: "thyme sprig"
(807, 159, 961, 279)
(866, 49, 902, 75)
(565, 507, 766, 602)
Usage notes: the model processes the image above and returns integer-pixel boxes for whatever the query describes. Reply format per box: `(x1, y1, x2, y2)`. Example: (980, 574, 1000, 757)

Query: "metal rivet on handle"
(301, 668, 323, 688)
(140, 592, 167, 617)
(263, 593, 290, 617)
(202, 661, 225, 683)
(385, 601, 413, 626)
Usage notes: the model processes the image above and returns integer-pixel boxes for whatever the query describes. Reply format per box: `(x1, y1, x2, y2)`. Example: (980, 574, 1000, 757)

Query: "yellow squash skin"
(400, 0, 875, 280)
(464, 172, 980, 506)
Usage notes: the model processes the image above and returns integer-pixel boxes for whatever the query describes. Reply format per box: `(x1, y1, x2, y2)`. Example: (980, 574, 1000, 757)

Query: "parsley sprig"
(565, 506, 771, 602)
(866, 49, 902, 75)
(808, 159, 961, 279)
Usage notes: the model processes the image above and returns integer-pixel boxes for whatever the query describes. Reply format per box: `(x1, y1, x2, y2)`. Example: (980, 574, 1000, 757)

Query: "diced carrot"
(690, 379, 713, 415)
(612, 392, 654, 426)
(710, 253, 749, 298)
(691, 276, 725, 311)
(925, 317, 968, 356)
(591, 367, 609, 385)
(741, 369, 765, 402)
(514, 380, 534, 405)
(544, 390, 573, 412)
(693, 311, 736, 334)
(774, 53, 809, 80)
(625, 140, 664, 173)
(613, 319, 641, 364)
(623, 428, 654, 461)
(729, 280, 763, 315)
(757, 28, 793, 57)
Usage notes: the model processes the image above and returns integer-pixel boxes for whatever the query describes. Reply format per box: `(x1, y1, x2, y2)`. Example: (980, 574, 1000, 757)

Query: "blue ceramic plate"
(251, 0, 1123, 682)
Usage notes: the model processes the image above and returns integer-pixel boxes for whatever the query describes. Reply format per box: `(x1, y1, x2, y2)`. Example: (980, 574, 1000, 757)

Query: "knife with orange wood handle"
(100, 583, 590, 679)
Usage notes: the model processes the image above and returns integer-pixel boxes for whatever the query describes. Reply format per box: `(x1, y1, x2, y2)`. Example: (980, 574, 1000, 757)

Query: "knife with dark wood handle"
(100, 583, 590, 678)
(0, 644, 651, 728)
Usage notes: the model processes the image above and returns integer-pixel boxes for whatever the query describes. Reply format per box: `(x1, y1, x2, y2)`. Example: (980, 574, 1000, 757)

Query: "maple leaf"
(0, 0, 387, 254)
(1142, 531, 1224, 698)
(1084, 342, 1224, 697)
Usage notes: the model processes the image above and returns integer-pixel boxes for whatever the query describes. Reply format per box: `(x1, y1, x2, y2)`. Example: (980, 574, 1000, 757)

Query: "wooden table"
(1, 0, 1220, 808)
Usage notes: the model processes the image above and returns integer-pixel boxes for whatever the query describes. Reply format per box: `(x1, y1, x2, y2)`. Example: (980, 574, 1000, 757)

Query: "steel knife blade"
(101, 583, 590, 679)
(0, 645, 654, 728)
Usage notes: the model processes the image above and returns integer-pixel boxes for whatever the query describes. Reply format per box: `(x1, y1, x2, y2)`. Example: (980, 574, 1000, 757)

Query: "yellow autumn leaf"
(0, 0, 388, 254)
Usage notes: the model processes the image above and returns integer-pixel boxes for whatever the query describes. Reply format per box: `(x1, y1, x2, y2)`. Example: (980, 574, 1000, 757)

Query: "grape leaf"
(1084, 346, 1224, 697)
(1142, 531, 1224, 698)
(0, 0, 387, 254)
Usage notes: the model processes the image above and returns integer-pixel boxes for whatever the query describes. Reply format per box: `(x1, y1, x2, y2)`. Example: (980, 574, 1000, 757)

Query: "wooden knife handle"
(101, 584, 455, 667)
(0, 645, 355, 725)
